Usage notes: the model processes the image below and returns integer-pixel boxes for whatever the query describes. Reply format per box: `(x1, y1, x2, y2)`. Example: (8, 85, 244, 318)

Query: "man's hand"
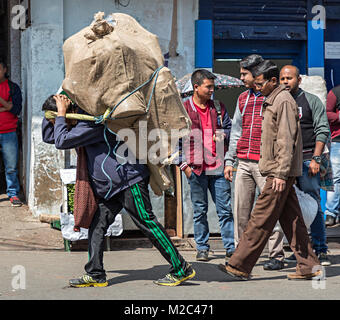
(272, 178, 286, 192)
(309, 159, 320, 176)
(0, 96, 13, 111)
(184, 166, 192, 179)
(213, 131, 226, 143)
(54, 94, 71, 117)
(224, 166, 233, 182)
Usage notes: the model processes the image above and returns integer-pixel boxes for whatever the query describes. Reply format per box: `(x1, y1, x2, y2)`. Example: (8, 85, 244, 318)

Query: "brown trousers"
(228, 176, 319, 275)
(234, 159, 284, 260)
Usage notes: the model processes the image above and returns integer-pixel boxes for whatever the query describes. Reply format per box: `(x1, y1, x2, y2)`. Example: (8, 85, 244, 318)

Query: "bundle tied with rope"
(56, 12, 191, 196)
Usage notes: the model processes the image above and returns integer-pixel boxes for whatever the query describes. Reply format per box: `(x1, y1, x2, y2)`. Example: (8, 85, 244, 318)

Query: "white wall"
(63, 0, 198, 79)
(21, 0, 198, 217)
(21, 0, 65, 216)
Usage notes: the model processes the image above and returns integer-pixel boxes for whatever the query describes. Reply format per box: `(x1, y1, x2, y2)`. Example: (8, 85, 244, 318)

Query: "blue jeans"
(0, 131, 20, 198)
(296, 160, 327, 254)
(188, 171, 235, 253)
(325, 142, 340, 219)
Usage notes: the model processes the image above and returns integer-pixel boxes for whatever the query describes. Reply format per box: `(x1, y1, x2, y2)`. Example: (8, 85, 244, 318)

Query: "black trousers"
(85, 178, 188, 280)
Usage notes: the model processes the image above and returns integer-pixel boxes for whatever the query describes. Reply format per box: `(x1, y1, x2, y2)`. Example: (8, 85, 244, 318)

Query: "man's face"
(194, 78, 215, 101)
(240, 67, 254, 88)
(0, 64, 7, 81)
(280, 67, 301, 95)
(254, 74, 277, 96)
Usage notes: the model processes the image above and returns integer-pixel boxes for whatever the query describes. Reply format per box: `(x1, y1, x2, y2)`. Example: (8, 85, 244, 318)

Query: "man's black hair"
(191, 69, 216, 87)
(253, 60, 280, 81)
(240, 54, 264, 72)
(42, 94, 78, 113)
(42, 95, 58, 112)
(0, 58, 9, 79)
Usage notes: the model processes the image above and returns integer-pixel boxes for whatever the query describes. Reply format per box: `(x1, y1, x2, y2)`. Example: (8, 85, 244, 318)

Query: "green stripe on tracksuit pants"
(85, 178, 187, 280)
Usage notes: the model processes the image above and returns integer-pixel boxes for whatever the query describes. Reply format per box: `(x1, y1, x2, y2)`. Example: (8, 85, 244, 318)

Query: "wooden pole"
(175, 165, 183, 238)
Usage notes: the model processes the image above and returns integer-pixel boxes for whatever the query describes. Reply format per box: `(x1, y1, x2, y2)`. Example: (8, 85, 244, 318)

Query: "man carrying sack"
(42, 94, 195, 287)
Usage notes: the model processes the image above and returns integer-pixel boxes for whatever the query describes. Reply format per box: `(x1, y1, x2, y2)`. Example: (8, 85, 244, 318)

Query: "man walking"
(42, 94, 196, 287)
(179, 69, 235, 261)
(224, 54, 285, 270)
(280, 65, 331, 266)
(219, 60, 320, 280)
(0, 59, 22, 206)
(325, 84, 340, 227)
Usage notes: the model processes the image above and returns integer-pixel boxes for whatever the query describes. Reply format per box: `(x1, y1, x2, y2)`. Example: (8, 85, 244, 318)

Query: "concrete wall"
(21, 0, 65, 216)
(63, 0, 198, 79)
(20, 0, 198, 217)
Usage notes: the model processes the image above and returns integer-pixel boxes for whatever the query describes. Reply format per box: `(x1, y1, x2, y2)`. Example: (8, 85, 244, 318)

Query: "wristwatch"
(312, 155, 322, 164)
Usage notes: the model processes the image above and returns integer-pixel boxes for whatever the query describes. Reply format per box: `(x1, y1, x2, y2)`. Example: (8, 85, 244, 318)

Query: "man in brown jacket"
(219, 60, 321, 281)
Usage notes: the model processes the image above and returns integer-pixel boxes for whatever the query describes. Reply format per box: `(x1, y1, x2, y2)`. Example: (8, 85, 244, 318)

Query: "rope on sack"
(93, 65, 163, 124)
(46, 66, 164, 200)
(97, 66, 164, 199)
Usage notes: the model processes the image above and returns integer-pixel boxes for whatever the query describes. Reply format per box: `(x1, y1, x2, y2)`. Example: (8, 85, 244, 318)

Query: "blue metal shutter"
(212, 0, 307, 41)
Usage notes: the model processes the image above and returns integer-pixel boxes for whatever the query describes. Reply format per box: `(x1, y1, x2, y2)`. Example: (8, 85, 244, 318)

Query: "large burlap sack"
(300, 75, 327, 107)
(62, 12, 191, 195)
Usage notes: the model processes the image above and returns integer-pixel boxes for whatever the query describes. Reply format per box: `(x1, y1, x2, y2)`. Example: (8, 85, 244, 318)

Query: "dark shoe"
(218, 263, 250, 281)
(325, 215, 336, 227)
(284, 253, 296, 263)
(287, 270, 322, 280)
(196, 250, 209, 261)
(154, 264, 196, 286)
(69, 274, 108, 288)
(263, 258, 284, 270)
(10, 196, 22, 207)
(318, 252, 331, 266)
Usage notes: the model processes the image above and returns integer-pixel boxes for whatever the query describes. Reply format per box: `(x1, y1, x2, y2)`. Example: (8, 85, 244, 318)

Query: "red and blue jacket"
(0, 79, 22, 134)
(178, 97, 231, 175)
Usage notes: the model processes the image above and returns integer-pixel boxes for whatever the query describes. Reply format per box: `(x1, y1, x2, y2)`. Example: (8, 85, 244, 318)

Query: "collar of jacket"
(292, 88, 304, 100)
(189, 96, 213, 112)
(263, 84, 286, 107)
(249, 87, 262, 97)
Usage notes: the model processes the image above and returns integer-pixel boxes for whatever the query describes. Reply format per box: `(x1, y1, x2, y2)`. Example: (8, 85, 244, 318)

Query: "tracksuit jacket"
(41, 115, 149, 200)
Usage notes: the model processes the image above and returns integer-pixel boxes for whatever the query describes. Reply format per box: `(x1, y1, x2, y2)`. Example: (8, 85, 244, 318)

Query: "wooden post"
(175, 166, 183, 238)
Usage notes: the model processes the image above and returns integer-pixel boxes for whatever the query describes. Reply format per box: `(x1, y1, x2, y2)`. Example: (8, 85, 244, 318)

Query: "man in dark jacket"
(42, 94, 195, 287)
(0, 59, 22, 206)
(178, 69, 235, 262)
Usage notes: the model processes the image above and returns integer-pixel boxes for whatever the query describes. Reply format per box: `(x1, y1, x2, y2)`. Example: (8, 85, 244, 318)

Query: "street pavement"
(0, 193, 340, 303)
(1, 248, 340, 301)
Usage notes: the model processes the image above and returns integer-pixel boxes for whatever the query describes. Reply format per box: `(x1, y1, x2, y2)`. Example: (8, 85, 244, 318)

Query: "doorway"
(213, 58, 293, 117)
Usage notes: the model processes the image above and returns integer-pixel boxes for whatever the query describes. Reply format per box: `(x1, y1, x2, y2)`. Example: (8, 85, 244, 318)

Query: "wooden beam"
(175, 165, 183, 238)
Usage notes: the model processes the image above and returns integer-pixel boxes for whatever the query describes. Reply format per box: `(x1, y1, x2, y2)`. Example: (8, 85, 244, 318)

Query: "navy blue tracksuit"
(42, 115, 188, 280)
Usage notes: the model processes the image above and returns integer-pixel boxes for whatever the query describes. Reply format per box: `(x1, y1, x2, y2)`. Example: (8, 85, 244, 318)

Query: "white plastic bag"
(60, 212, 88, 241)
(105, 214, 123, 237)
(60, 212, 123, 241)
(273, 185, 318, 233)
(293, 185, 318, 228)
